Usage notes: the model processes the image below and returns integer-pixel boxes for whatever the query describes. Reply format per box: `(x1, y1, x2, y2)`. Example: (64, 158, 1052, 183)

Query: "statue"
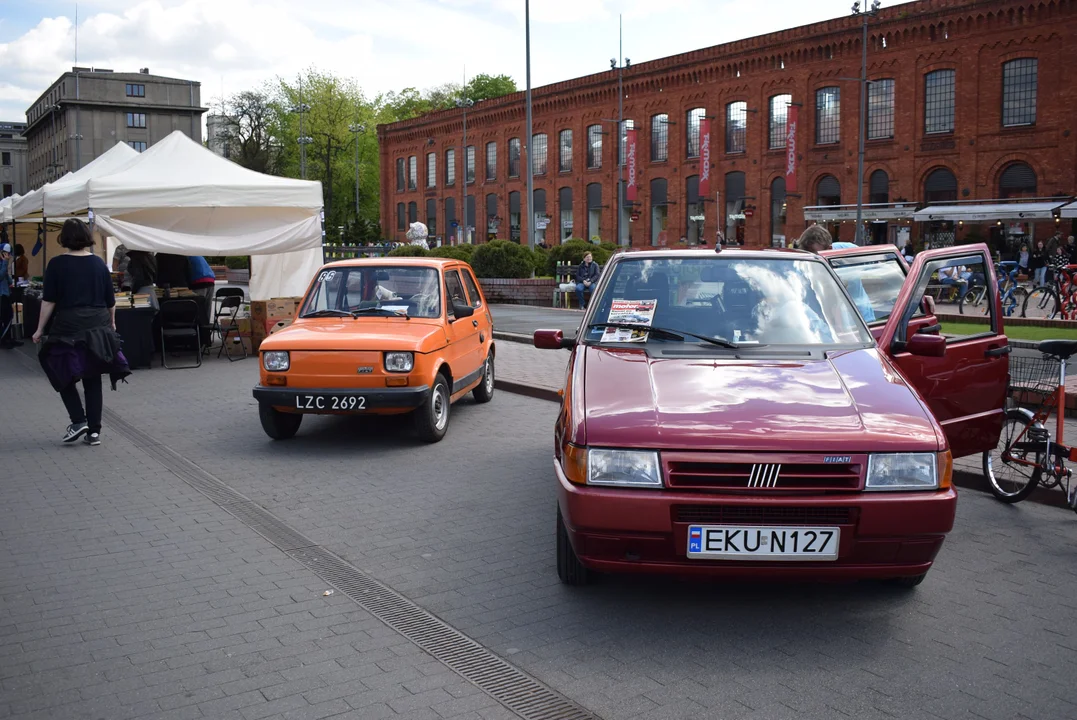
(405, 222, 430, 250)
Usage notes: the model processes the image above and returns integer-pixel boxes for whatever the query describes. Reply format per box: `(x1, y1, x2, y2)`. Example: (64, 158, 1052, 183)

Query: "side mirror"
(451, 301, 474, 319)
(903, 333, 946, 358)
(534, 329, 573, 350)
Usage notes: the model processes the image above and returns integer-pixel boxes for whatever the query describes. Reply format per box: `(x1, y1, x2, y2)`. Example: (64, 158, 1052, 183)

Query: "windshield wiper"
(301, 308, 355, 318)
(353, 306, 409, 318)
(587, 322, 755, 349)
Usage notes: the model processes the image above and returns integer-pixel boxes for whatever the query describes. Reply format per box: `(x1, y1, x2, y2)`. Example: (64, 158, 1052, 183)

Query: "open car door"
(877, 243, 1009, 459)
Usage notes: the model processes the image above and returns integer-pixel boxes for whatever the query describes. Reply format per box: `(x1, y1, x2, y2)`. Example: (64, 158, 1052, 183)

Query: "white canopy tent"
(1061, 200, 1077, 219)
(10, 176, 72, 221)
(43, 141, 140, 217)
(913, 200, 1068, 222)
(86, 131, 325, 300)
(0, 195, 15, 224)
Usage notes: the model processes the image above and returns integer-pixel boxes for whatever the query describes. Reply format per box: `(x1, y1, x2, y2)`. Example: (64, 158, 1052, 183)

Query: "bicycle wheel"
(1021, 286, 1060, 320)
(958, 290, 983, 316)
(983, 408, 1044, 503)
(1009, 287, 1029, 317)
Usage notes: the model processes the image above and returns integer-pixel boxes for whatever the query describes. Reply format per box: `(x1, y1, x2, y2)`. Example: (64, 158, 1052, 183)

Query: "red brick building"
(378, 0, 1077, 251)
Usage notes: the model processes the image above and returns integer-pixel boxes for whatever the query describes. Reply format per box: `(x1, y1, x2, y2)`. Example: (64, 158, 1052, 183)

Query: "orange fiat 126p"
(253, 258, 495, 442)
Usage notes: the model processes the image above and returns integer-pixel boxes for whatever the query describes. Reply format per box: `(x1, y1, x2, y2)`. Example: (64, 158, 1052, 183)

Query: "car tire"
(888, 573, 927, 589)
(415, 372, 451, 443)
(556, 507, 590, 586)
(472, 354, 495, 404)
(259, 404, 302, 440)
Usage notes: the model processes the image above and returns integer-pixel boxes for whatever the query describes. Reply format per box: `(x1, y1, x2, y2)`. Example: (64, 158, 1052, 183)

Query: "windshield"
(828, 252, 909, 324)
(584, 256, 872, 347)
(301, 266, 442, 318)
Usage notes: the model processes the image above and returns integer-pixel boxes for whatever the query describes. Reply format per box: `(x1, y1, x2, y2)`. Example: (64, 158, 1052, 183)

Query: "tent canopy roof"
(913, 200, 1067, 222)
(44, 142, 140, 217)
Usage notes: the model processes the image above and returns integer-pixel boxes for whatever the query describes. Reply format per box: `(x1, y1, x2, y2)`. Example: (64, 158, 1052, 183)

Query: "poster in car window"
(603, 299, 657, 342)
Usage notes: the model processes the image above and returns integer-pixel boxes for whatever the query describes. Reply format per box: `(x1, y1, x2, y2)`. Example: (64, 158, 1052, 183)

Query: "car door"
(443, 268, 483, 395)
(877, 243, 1009, 459)
(459, 266, 493, 367)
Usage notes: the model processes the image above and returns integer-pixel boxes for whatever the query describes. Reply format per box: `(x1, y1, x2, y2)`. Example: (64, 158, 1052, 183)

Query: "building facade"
(0, 122, 29, 199)
(378, 0, 1077, 249)
(24, 67, 206, 190)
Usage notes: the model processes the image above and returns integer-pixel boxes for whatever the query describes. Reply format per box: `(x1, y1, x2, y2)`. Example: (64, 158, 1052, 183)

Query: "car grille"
(665, 458, 863, 491)
(673, 505, 856, 525)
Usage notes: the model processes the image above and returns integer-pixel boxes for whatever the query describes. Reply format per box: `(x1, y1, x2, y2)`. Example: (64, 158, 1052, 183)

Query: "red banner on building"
(785, 104, 799, 193)
(625, 127, 638, 204)
(699, 118, 712, 197)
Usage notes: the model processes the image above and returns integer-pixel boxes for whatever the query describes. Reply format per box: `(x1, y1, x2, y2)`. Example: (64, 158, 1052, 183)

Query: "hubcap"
(485, 358, 494, 392)
(433, 384, 448, 430)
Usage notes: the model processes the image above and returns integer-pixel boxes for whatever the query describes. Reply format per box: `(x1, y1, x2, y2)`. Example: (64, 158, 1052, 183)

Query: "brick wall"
(379, 0, 1077, 250)
(477, 278, 558, 306)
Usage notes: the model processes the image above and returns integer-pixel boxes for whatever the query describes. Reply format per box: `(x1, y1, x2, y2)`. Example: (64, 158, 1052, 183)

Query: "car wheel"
(259, 404, 302, 440)
(472, 354, 495, 404)
(556, 507, 590, 586)
(888, 573, 927, 589)
(415, 372, 451, 443)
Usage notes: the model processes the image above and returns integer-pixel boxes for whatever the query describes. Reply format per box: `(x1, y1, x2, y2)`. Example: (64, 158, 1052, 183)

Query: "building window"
(651, 114, 669, 162)
(396, 158, 405, 192)
(586, 125, 602, 169)
(559, 129, 572, 173)
(126, 112, 146, 128)
(587, 183, 602, 242)
(445, 198, 457, 238)
(1, 151, 10, 166)
(999, 162, 1037, 198)
(619, 119, 634, 166)
(2, 184, 11, 198)
(686, 175, 703, 246)
(816, 175, 841, 206)
(396, 202, 406, 231)
(1002, 58, 1037, 127)
(465, 146, 475, 184)
(924, 69, 955, 135)
(532, 133, 548, 175)
(559, 187, 573, 241)
(923, 167, 957, 203)
(427, 152, 436, 188)
(127, 141, 147, 152)
(686, 107, 705, 158)
(815, 87, 840, 145)
(768, 94, 791, 150)
(509, 191, 521, 242)
(770, 177, 787, 247)
(650, 178, 668, 246)
(533, 189, 547, 244)
(485, 193, 498, 240)
(869, 170, 889, 204)
(125, 83, 145, 97)
(408, 155, 417, 190)
(726, 102, 747, 154)
(445, 148, 456, 186)
(867, 79, 895, 140)
(466, 194, 476, 233)
(426, 198, 437, 235)
(408, 201, 417, 224)
(508, 138, 521, 178)
(485, 142, 497, 181)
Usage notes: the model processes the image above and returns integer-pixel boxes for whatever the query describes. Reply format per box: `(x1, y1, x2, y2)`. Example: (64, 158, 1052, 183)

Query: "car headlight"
(865, 453, 938, 491)
(263, 351, 290, 372)
(588, 448, 663, 488)
(384, 351, 414, 373)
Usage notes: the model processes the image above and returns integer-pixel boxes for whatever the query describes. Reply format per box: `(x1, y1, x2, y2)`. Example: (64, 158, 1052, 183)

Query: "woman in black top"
(33, 219, 130, 446)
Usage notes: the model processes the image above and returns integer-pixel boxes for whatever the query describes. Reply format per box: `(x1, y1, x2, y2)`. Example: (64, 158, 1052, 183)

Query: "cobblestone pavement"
(4, 345, 1077, 720)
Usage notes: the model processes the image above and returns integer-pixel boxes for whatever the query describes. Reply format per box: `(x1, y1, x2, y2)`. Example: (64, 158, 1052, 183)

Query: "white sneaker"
(83, 432, 101, 447)
(63, 422, 88, 443)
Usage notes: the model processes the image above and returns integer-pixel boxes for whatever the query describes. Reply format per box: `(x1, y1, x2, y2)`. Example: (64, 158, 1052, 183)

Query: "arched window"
(726, 102, 747, 153)
(924, 168, 957, 203)
(531, 134, 548, 175)
(533, 189, 547, 244)
(486, 193, 498, 240)
(559, 130, 573, 173)
(397, 202, 406, 231)
(770, 177, 787, 247)
(508, 192, 521, 242)
(425, 199, 437, 235)
(999, 162, 1037, 198)
(444, 198, 456, 238)
(686, 107, 705, 158)
(1002, 58, 1038, 127)
(815, 87, 840, 144)
(407, 201, 417, 224)
(924, 69, 956, 134)
(816, 175, 841, 205)
(651, 114, 669, 162)
(725, 171, 746, 243)
(586, 125, 602, 169)
(869, 170, 889, 204)
(769, 94, 792, 149)
(559, 187, 574, 241)
(650, 178, 668, 246)
(587, 183, 602, 242)
(465, 195, 475, 241)
(685, 175, 703, 245)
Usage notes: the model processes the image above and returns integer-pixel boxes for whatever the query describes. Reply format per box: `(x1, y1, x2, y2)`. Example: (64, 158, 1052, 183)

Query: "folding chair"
(212, 287, 245, 344)
(160, 299, 202, 369)
(217, 295, 247, 362)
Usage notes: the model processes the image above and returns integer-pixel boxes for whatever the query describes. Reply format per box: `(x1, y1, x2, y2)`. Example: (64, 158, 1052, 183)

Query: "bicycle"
(1022, 264, 1077, 321)
(985, 341, 1077, 511)
(959, 261, 1027, 317)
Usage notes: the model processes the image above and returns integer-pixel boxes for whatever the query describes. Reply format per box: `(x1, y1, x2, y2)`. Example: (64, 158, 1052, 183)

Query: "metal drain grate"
(100, 407, 600, 720)
(291, 546, 597, 720)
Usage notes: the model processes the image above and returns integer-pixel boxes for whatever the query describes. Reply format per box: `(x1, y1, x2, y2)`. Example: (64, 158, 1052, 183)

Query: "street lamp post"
(611, 17, 630, 247)
(852, 0, 881, 245)
(525, 0, 534, 249)
(348, 123, 365, 219)
(292, 78, 312, 179)
(456, 97, 474, 244)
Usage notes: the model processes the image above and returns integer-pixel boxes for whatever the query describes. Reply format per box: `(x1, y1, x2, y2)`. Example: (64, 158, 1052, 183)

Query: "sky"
(0, 0, 859, 122)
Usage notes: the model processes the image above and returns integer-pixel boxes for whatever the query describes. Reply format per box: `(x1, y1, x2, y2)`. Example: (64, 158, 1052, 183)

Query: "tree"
(465, 74, 518, 102)
(220, 89, 279, 174)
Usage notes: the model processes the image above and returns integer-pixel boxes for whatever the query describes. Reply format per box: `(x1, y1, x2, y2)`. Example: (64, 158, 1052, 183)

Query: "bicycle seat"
(1038, 339, 1077, 359)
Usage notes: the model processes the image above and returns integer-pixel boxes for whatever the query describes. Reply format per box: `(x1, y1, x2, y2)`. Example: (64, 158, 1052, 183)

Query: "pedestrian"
(0, 242, 21, 348)
(793, 224, 834, 253)
(1068, 235, 1077, 264)
(1017, 243, 1030, 279)
(1030, 239, 1048, 287)
(13, 243, 28, 282)
(574, 251, 600, 310)
(126, 249, 159, 310)
(186, 255, 217, 327)
(32, 219, 130, 446)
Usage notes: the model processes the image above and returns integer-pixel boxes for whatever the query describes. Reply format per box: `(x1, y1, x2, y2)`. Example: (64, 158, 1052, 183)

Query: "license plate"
(687, 525, 839, 561)
(294, 395, 366, 411)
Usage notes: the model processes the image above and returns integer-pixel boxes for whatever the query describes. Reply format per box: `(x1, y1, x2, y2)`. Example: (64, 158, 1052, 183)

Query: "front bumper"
(555, 459, 957, 580)
(253, 385, 429, 412)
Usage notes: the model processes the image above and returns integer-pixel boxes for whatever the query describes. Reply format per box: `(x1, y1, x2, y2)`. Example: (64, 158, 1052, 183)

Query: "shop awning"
(1061, 200, 1077, 219)
(913, 200, 1068, 222)
(803, 203, 916, 222)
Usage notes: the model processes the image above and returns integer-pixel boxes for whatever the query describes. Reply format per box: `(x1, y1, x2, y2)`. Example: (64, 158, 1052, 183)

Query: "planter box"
(477, 277, 558, 306)
(226, 269, 250, 284)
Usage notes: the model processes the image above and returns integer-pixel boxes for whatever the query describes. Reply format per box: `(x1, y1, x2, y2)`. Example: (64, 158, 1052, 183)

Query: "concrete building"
(24, 67, 206, 190)
(0, 122, 28, 199)
(378, 0, 1077, 250)
(205, 114, 231, 158)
